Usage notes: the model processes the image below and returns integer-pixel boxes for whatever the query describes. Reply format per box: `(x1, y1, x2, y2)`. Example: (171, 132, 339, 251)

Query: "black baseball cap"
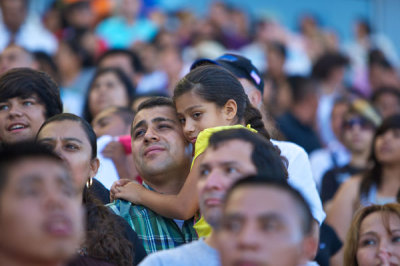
(190, 53, 264, 93)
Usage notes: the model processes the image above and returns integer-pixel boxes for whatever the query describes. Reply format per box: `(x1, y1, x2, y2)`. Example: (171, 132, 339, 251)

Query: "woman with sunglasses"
(320, 100, 378, 209)
(326, 114, 400, 259)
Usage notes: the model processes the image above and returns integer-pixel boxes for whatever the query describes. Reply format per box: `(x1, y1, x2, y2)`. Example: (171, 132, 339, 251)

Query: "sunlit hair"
(343, 203, 400, 266)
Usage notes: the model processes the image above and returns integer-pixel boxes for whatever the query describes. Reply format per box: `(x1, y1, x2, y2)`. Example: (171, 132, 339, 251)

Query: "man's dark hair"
(0, 141, 63, 194)
(136, 96, 174, 112)
(208, 128, 288, 179)
(311, 53, 349, 80)
(0, 68, 63, 118)
(131, 96, 174, 137)
(288, 75, 316, 104)
(268, 41, 287, 59)
(224, 175, 313, 235)
(97, 49, 145, 74)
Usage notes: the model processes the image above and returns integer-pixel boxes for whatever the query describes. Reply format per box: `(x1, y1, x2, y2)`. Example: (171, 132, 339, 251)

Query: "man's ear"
(248, 89, 262, 109)
(222, 99, 238, 122)
(89, 158, 100, 179)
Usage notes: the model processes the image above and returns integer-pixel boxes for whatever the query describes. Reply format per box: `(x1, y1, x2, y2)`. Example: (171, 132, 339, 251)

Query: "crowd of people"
(0, 0, 400, 265)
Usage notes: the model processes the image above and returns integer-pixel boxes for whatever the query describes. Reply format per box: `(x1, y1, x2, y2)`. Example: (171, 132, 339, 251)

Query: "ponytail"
(244, 98, 270, 140)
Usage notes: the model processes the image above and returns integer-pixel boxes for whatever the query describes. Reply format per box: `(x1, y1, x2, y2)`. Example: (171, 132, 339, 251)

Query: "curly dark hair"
(83, 189, 133, 266)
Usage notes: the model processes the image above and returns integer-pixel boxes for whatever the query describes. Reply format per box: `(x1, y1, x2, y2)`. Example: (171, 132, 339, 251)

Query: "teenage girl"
(110, 65, 275, 233)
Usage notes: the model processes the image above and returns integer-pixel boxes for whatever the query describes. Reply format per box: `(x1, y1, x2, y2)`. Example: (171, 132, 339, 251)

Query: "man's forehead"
(134, 106, 177, 125)
(204, 139, 253, 161)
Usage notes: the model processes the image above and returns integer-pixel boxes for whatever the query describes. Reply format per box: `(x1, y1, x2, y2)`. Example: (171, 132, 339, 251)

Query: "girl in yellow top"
(111, 65, 271, 237)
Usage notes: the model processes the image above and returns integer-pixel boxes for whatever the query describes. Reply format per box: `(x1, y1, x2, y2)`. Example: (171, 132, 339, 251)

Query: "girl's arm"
(113, 154, 204, 220)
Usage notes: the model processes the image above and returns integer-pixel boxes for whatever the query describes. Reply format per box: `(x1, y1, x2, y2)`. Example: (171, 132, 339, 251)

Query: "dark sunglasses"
(343, 117, 374, 130)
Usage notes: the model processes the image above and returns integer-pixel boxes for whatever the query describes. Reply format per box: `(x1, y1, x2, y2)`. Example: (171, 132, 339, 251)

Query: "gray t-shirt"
(139, 238, 220, 266)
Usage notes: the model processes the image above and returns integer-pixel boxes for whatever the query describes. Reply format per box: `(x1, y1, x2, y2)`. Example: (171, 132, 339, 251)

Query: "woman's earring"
(86, 177, 93, 188)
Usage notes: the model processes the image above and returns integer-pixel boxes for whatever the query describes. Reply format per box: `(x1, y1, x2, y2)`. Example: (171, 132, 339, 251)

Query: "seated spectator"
(97, 48, 166, 94)
(310, 97, 351, 189)
(264, 41, 291, 118)
(0, 44, 37, 74)
(108, 97, 198, 254)
(321, 100, 378, 207)
(92, 106, 138, 189)
(326, 114, 400, 260)
(55, 39, 95, 115)
(343, 203, 400, 266)
(371, 87, 400, 119)
(277, 75, 321, 154)
(312, 52, 349, 147)
(95, 0, 158, 49)
(217, 176, 317, 266)
(83, 67, 135, 123)
(0, 0, 57, 54)
(0, 142, 84, 266)
(37, 113, 146, 265)
(0, 67, 62, 144)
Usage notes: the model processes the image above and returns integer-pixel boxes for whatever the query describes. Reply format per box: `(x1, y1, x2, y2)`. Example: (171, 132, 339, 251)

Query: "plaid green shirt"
(107, 185, 198, 254)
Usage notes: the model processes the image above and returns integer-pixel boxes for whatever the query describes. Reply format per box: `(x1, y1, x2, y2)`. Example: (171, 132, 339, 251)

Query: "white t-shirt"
(271, 139, 326, 225)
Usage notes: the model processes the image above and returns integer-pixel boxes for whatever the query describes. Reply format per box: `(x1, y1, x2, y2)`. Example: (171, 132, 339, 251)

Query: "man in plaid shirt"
(108, 97, 198, 254)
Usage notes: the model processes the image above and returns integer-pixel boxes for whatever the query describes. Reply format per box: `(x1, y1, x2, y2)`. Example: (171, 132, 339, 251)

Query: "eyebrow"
(132, 117, 176, 132)
(38, 137, 83, 144)
(152, 117, 176, 124)
(181, 105, 203, 114)
(132, 120, 147, 133)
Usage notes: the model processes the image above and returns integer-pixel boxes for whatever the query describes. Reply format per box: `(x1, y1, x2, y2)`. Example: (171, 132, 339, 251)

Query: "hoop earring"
(86, 177, 93, 188)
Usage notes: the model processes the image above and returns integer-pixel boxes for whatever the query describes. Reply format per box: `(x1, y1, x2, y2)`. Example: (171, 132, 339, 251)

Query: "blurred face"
(92, 108, 130, 137)
(0, 158, 83, 265)
(37, 120, 98, 190)
(374, 129, 400, 166)
(131, 106, 191, 181)
(374, 93, 400, 119)
(218, 186, 308, 266)
(0, 94, 46, 143)
(0, 45, 34, 73)
(1, 0, 26, 33)
(175, 91, 232, 145)
(89, 72, 129, 118)
(356, 212, 400, 266)
(198, 140, 256, 226)
(331, 102, 349, 140)
(342, 116, 375, 154)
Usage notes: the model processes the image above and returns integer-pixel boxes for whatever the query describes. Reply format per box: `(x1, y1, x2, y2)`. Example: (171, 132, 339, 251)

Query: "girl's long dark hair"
(173, 65, 270, 139)
(359, 114, 400, 198)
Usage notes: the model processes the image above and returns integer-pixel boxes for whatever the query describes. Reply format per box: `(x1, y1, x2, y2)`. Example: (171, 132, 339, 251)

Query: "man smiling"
(108, 97, 197, 254)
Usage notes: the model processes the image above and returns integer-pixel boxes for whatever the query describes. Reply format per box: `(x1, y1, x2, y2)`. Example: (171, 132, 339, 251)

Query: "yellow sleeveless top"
(191, 124, 257, 237)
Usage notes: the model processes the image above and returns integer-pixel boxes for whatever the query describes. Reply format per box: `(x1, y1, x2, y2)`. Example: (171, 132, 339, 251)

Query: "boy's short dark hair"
(0, 141, 63, 195)
(0, 68, 63, 118)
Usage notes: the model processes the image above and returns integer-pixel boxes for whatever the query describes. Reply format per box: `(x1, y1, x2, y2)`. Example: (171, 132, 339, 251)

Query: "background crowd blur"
(1, 0, 399, 186)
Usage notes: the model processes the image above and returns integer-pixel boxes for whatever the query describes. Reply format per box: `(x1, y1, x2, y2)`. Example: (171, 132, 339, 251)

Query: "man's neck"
(143, 171, 187, 195)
